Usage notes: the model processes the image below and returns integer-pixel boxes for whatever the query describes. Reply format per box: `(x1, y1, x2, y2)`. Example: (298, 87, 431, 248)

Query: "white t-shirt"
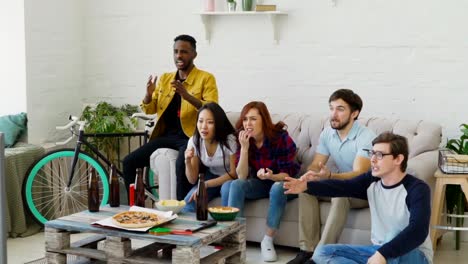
(187, 134, 237, 176)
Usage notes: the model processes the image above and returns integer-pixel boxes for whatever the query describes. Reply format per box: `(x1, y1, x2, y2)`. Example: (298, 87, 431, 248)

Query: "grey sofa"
(150, 112, 442, 247)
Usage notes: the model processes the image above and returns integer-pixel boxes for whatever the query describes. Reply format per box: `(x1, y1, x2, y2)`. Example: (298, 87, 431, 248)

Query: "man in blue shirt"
(287, 89, 376, 264)
(284, 132, 432, 264)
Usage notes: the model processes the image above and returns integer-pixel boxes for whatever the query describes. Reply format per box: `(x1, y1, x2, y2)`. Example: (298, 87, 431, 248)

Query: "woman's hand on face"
(185, 147, 195, 161)
(257, 168, 273, 180)
(238, 130, 251, 149)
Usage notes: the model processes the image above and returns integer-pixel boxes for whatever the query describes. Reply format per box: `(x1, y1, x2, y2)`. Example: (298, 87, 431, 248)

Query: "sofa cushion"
(359, 117, 442, 158)
(0, 112, 27, 147)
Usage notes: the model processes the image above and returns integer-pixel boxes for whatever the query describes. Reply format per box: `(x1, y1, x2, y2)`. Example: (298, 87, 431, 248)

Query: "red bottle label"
(129, 184, 135, 206)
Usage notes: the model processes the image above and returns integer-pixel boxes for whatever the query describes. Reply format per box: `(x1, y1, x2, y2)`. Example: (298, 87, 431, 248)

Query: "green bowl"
(208, 206, 239, 221)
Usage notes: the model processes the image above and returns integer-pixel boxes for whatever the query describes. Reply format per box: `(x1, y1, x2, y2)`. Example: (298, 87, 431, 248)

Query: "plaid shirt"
(236, 130, 300, 178)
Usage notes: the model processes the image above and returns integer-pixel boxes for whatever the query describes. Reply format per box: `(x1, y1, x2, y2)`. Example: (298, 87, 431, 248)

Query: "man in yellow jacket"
(123, 34, 218, 200)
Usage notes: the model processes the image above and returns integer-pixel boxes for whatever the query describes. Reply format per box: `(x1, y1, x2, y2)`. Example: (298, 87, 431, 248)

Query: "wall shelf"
(197, 11, 288, 44)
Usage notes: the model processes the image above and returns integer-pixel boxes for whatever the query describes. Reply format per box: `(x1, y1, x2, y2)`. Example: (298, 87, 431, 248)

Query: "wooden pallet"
(44, 206, 246, 264)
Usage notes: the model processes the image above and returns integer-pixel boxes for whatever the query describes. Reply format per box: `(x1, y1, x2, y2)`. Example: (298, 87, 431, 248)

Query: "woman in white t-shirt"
(181, 102, 238, 212)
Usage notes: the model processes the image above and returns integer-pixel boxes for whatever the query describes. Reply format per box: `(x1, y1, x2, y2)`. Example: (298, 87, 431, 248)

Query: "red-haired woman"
(222, 101, 300, 262)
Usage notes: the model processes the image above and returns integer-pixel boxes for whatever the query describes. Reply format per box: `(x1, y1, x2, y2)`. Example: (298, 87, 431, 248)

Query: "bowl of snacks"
(208, 206, 239, 221)
(155, 199, 186, 214)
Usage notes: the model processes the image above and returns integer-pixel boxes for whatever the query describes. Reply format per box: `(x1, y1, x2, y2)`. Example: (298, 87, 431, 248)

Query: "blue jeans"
(313, 244, 429, 264)
(181, 170, 223, 213)
(224, 178, 295, 230)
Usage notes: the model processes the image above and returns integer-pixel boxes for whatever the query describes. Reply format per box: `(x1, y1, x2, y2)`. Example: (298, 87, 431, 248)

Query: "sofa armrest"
(407, 150, 438, 196)
(149, 148, 178, 200)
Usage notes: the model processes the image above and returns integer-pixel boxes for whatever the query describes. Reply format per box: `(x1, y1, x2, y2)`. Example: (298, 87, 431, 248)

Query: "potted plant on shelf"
(80, 102, 139, 168)
(445, 123, 468, 249)
(227, 0, 237, 12)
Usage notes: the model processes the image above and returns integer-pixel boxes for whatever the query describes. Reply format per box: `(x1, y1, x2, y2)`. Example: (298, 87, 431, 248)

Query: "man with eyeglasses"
(284, 132, 432, 264)
(287, 89, 376, 264)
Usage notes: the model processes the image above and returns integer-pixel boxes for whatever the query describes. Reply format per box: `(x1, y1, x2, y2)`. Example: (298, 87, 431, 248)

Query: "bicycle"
(22, 113, 159, 224)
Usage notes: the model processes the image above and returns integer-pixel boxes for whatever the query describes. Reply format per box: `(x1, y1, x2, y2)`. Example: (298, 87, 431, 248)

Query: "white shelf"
(197, 11, 288, 44)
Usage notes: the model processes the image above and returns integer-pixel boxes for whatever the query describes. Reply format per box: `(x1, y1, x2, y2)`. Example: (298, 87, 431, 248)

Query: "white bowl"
(155, 200, 186, 214)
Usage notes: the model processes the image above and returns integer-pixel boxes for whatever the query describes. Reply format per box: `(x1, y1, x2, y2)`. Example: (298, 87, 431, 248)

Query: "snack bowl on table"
(155, 199, 186, 214)
(208, 206, 239, 221)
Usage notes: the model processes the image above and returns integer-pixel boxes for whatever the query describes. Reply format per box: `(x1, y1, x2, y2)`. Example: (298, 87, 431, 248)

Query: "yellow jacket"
(140, 67, 218, 138)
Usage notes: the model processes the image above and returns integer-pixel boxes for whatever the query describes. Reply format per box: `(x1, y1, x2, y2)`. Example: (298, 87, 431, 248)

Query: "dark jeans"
(122, 134, 191, 200)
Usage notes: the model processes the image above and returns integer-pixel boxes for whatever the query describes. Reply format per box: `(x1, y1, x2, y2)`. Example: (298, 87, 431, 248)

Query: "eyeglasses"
(363, 149, 393, 160)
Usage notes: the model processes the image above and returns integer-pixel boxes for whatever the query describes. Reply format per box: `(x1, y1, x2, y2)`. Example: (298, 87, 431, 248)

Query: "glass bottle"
(242, 0, 253, 11)
(196, 173, 208, 220)
(109, 164, 120, 207)
(134, 168, 146, 207)
(88, 167, 100, 212)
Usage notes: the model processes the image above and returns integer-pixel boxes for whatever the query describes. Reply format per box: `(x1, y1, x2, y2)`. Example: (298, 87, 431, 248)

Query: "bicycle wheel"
(22, 149, 110, 224)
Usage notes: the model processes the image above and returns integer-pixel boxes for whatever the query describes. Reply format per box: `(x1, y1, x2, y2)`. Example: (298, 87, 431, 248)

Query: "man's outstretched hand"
(284, 176, 308, 194)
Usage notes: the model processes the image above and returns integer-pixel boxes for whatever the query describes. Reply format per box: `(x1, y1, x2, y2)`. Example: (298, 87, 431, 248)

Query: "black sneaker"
(286, 250, 314, 264)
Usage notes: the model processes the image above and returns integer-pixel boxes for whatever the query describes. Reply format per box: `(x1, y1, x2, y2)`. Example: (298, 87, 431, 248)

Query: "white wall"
(25, 0, 84, 143)
(0, 0, 26, 116)
(25, 0, 468, 143)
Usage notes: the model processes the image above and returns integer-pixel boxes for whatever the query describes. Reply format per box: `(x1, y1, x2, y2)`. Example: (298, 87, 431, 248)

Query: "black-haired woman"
(181, 102, 237, 212)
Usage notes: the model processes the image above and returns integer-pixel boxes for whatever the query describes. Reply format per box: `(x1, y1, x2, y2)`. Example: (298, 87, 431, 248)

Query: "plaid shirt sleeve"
(273, 131, 301, 178)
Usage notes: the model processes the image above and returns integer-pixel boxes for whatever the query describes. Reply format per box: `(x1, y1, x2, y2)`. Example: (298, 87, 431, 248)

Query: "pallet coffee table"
(44, 206, 246, 264)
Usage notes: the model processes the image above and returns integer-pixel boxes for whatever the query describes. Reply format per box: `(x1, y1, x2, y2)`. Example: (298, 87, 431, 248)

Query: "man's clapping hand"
(144, 75, 157, 103)
(171, 80, 190, 99)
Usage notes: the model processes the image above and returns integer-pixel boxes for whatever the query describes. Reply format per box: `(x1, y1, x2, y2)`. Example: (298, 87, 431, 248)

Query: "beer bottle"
(88, 167, 100, 212)
(134, 168, 146, 207)
(196, 173, 208, 220)
(109, 164, 120, 207)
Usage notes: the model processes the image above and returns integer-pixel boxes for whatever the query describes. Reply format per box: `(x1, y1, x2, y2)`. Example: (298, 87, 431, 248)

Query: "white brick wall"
(25, 0, 84, 143)
(0, 0, 26, 116)
(25, 0, 468, 144)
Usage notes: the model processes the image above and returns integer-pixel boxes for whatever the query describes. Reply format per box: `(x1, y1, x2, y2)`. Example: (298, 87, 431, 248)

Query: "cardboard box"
(255, 4, 277, 11)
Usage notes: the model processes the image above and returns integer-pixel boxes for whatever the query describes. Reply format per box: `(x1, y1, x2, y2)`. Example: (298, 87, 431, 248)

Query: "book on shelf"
(255, 4, 277, 12)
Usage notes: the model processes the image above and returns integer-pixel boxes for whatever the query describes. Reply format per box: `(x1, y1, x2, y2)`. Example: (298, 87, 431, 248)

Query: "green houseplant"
(80, 102, 139, 167)
(227, 0, 237, 11)
(445, 123, 468, 249)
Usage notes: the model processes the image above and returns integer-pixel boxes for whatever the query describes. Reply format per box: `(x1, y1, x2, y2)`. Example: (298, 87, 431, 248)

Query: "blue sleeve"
(306, 171, 373, 200)
(356, 129, 376, 158)
(316, 129, 330, 156)
(377, 180, 431, 259)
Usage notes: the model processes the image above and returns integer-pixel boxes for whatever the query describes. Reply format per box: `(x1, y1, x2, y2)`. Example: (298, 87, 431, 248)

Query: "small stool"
(430, 169, 468, 250)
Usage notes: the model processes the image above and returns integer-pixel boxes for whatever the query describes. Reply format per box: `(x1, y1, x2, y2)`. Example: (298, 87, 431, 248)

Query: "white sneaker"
(261, 239, 277, 262)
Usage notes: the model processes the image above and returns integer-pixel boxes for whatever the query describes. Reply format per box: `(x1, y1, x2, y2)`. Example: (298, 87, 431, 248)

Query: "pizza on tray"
(111, 211, 160, 228)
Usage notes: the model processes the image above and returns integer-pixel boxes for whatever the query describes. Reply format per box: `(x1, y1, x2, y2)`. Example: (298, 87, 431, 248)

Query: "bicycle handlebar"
(55, 115, 80, 130)
(132, 113, 157, 121)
